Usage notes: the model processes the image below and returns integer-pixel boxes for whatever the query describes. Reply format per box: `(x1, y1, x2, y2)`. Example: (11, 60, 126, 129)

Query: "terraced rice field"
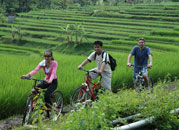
(0, 3, 179, 119)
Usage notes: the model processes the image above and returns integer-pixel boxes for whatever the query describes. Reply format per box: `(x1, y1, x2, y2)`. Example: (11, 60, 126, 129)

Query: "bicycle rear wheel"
(51, 91, 64, 121)
(22, 95, 33, 125)
(71, 86, 92, 110)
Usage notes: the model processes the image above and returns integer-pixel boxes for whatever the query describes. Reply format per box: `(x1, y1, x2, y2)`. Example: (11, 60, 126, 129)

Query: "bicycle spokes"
(77, 90, 85, 102)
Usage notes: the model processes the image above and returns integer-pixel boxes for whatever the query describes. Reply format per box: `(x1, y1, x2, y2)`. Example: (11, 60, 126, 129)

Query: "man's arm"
(77, 59, 89, 69)
(127, 54, 132, 66)
(148, 54, 152, 68)
(98, 62, 106, 73)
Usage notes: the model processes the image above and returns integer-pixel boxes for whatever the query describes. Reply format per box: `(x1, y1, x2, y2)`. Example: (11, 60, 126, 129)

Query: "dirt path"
(0, 117, 22, 130)
(0, 106, 71, 130)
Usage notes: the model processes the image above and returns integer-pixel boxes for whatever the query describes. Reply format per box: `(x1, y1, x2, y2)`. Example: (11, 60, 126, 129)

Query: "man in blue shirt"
(127, 38, 152, 89)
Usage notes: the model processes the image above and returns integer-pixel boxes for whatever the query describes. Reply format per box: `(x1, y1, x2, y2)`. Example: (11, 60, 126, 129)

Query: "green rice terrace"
(0, 1, 179, 130)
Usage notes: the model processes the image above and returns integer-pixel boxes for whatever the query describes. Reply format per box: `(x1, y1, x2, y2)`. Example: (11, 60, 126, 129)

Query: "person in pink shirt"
(21, 50, 58, 117)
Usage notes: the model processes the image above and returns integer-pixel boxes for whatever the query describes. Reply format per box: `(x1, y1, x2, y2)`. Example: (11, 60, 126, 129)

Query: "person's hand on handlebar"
(147, 63, 152, 68)
(77, 64, 82, 70)
(127, 63, 132, 67)
(21, 74, 30, 79)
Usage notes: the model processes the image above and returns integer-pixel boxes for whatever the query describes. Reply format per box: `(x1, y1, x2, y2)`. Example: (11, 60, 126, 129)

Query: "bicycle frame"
(135, 71, 145, 86)
(26, 78, 44, 112)
(80, 68, 101, 100)
(25, 77, 61, 110)
(22, 77, 64, 124)
(131, 65, 152, 91)
(21, 77, 45, 125)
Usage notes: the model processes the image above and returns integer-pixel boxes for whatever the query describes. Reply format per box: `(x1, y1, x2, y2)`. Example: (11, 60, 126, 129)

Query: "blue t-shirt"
(130, 46, 152, 67)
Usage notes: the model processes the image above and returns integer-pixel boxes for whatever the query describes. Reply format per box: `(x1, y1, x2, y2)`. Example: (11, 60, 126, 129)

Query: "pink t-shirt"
(29, 60, 58, 82)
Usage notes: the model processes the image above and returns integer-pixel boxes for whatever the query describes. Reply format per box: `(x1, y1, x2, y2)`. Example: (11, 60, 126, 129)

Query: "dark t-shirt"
(130, 46, 152, 66)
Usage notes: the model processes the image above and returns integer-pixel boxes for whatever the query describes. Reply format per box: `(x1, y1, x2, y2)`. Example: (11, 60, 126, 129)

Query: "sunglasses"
(44, 55, 52, 57)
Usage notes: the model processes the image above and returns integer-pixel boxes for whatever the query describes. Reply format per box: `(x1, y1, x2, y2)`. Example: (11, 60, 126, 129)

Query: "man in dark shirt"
(127, 38, 152, 89)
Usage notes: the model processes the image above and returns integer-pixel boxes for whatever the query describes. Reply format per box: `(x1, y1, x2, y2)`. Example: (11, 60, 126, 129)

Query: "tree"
(70, 23, 85, 44)
(61, 23, 85, 44)
(61, 24, 71, 44)
(11, 25, 17, 41)
(10, 25, 22, 41)
(60, 0, 67, 9)
(0, 14, 6, 23)
(72, 0, 99, 6)
(78, 24, 85, 44)
(50, 0, 69, 9)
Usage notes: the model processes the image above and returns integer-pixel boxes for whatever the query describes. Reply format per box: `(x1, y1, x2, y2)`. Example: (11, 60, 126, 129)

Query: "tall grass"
(0, 48, 179, 119)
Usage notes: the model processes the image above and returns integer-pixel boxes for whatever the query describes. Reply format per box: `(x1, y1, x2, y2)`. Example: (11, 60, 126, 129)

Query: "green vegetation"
(15, 80, 179, 130)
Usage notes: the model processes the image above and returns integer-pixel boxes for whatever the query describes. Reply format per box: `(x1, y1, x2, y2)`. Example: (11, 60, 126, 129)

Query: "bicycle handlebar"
(22, 77, 44, 82)
(79, 67, 102, 78)
(131, 64, 151, 69)
(79, 68, 97, 74)
(79, 67, 88, 72)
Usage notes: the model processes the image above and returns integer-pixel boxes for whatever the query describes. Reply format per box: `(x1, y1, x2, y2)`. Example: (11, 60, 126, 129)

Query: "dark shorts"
(133, 67, 148, 81)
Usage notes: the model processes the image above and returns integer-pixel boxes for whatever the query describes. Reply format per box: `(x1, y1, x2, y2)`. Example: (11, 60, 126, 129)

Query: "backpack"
(94, 51, 117, 71)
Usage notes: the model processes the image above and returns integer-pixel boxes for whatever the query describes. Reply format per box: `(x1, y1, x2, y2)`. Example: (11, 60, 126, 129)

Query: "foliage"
(50, 0, 69, 9)
(61, 23, 85, 44)
(15, 80, 178, 130)
(56, 81, 179, 130)
(0, 0, 98, 12)
(22, 88, 58, 129)
(10, 25, 22, 40)
(31, 90, 46, 125)
(0, 14, 6, 23)
(0, 6, 6, 23)
(0, 0, 178, 13)
(0, 0, 51, 13)
(73, 0, 98, 6)
(138, 81, 179, 130)
(59, 100, 111, 130)
(61, 24, 71, 44)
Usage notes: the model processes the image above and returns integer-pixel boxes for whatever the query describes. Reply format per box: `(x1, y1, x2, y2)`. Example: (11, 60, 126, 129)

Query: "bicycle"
(71, 68, 102, 110)
(22, 77, 64, 125)
(131, 65, 153, 93)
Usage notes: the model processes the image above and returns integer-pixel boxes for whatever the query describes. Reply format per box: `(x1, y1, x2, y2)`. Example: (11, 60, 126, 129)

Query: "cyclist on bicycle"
(77, 41, 112, 91)
(21, 50, 58, 118)
(127, 38, 152, 89)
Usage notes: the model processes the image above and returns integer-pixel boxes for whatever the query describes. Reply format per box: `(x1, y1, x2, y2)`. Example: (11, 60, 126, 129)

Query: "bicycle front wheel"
(71, 86, 92, 110)
(71, 86, 85, 105)
(22, 95, 33, 125)
(51, 91, 64, 120)
(134, 82, 142, 93)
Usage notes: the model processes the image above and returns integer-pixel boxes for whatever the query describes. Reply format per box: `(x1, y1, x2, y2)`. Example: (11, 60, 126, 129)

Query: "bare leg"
(143, 74, 149, 88)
